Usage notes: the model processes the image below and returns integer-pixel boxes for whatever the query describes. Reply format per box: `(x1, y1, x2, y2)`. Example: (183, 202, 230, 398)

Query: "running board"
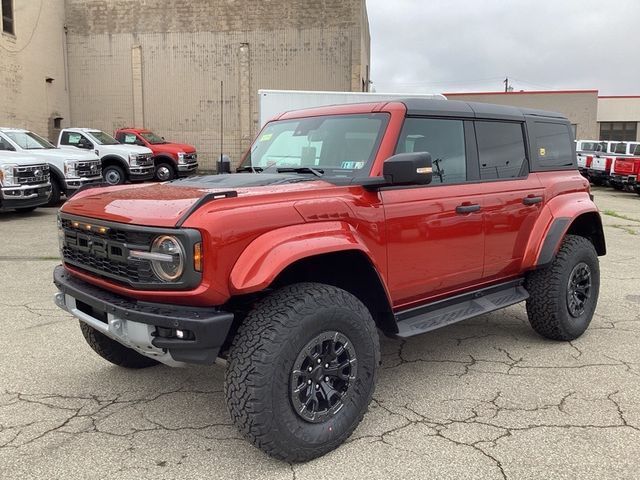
(395, 279, 529, 338)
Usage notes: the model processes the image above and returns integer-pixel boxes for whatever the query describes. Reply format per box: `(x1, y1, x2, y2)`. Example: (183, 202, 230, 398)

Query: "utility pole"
(504, 77, 509, 93)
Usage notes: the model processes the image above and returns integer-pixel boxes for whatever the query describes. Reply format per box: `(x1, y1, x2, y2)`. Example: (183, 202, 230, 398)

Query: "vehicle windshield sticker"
(341, 161, 364, 169)
(68, 133, 81, 144)
(124, 134, 137, 143)
(539, 147, 546, 156)
(260, 133, 273, 142)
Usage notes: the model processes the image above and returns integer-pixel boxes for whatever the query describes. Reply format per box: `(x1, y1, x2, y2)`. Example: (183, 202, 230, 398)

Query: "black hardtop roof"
(399, 98, 567, 122)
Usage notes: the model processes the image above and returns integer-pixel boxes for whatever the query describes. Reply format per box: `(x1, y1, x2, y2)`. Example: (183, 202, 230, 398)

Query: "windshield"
(240, 114, 389, 179)
(140, 131, 167, 144)
(89, 131, 120, 145)
(613, 143, 628, 154)
(578, 141, 601, 152)
(4, 131, 55, 149)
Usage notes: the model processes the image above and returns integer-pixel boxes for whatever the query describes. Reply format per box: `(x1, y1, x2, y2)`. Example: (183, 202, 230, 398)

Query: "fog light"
(176, 329, 185, 339)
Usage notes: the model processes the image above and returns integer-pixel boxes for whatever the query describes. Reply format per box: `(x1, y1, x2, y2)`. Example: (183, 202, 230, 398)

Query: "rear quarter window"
(531, 121, 575, 170)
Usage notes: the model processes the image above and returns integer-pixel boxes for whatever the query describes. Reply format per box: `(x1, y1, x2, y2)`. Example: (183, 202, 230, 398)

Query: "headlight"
(150, 235, 184, 281)
(177, 152, 186, 164)
(129, 153, 139, 166)
(0, 164, 17, 186)
(64, 160, 78, 178)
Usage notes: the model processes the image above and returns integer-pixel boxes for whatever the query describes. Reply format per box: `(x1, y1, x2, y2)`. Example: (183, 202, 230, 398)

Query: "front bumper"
(177, 161, 199, 176)
(53, 265, 234, 366)
(129, 165, 155, 182)
(0, 183, 51, 210)
(64, 176, 103, 194)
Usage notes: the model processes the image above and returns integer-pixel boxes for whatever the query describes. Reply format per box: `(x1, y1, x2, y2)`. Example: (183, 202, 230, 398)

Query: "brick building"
(1, 0, 370, 169)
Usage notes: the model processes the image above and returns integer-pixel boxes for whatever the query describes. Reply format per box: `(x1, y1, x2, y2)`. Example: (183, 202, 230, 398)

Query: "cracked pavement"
(1, 186, 639, 479)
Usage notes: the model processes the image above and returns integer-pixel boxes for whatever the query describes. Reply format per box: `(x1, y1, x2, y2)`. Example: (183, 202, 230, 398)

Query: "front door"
(382, 117, 485, 308)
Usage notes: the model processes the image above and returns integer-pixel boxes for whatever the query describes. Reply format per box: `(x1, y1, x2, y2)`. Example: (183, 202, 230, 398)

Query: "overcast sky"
(367, 0, 640, 96)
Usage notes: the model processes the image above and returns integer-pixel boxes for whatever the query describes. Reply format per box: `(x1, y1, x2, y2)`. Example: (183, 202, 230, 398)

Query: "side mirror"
(383, 152, 432, 186)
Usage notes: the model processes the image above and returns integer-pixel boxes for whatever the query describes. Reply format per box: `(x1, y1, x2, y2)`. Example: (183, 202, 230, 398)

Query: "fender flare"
(48, 164, 66, 189)
(100, 155, 129, 172)
(524, 192, 605, 269)
(229, 221, 380, 295)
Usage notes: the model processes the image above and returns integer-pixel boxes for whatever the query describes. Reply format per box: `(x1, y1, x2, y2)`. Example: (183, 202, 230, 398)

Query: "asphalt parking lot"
(1, 186, 639, 479)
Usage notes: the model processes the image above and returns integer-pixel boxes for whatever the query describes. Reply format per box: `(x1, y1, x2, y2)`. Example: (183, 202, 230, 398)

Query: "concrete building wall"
(598, 96, 640, 141)
(0, 0, 70, 141)
(445, 90, 599, 140)
(65, 0, 370, 170)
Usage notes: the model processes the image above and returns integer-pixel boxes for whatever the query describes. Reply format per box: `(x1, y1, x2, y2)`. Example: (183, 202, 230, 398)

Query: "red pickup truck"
(55, 99, 605, 461)
(114, 128, 198, 181)
(610, 156, 640, 193)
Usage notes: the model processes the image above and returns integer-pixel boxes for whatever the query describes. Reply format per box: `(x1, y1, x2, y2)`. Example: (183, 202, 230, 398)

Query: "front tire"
(47, 178, 62, 206)
(155, 162, 175, 182)
(525, 235, 600, 341)
(79, 322, 159, 368)
(225, 283, 380, 462)
(103, 165, 126, 185)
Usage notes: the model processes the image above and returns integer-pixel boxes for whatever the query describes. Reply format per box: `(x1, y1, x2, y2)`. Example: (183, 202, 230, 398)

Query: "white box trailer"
(258, 89, 446, 127)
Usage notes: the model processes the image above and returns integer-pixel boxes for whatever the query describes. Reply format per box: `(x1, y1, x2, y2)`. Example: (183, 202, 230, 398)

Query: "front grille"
(77, 161, 102, 177)
(59, 215, 201, 290)
(137, 153, 153, 166)
(15, 164, 49, 185)
(183, 153, 197, 163)
(61, 218, 157, 285)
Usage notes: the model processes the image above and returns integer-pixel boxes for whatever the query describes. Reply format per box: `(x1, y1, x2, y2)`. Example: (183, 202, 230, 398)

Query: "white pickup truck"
(0, 128, 102, 204)
(0, 146, 52, 213)
(57, 128, 154, 185)
(575, 140, 606, 176)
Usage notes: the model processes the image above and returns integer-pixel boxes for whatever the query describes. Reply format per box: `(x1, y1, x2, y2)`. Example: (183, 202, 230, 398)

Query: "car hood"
(0, 151, 49, 166)
(60, 173, 335, 227)
(18, 148, 100, 161)
(152, 142, 196, 154)
(99, 144, 153, 155)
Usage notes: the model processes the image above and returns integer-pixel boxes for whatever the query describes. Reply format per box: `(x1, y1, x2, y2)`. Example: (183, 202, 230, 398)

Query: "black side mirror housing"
(383, 152, 433, 186)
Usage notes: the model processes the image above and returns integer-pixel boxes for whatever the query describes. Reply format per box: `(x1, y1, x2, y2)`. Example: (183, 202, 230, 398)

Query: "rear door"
(475, 120, 544, 279)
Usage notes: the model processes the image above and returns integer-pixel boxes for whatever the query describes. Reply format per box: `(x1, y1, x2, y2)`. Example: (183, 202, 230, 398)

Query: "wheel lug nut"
(325, 376, 329, 382)
(308, 366, 313, 372)
(307, 379, 312, 385)
(317, 358, 321, 364)
(324, 363, 329, 368)
(315, 384, 320, 390)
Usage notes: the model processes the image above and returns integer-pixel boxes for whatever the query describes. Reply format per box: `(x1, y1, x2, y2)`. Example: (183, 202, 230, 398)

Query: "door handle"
(455, 203, 481, 214)
(522, 195, 543, 205)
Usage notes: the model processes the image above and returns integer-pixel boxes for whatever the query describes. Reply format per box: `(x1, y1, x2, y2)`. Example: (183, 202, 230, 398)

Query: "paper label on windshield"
(260, 133, 273, 142)
(341, 161, 364, 169)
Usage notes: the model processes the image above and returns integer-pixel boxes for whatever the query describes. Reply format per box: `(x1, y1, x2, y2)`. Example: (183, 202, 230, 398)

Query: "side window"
(0, 135, 14, 151)
(475, 121, 527, 180)
(61, 132, 91, 148)
(395, 118, 467, 185)
(533, 122, 574, 169)
(120, 133, 139, 145)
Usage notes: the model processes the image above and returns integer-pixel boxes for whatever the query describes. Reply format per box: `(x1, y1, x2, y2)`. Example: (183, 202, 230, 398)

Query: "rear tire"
(525, 235, 599, 341)
(611, 183, 624, 191)
(103, 165, 126, 185)
(225, 282, 380, 462)
(79, 322, 159, 368)
(590, 178, 605, 187)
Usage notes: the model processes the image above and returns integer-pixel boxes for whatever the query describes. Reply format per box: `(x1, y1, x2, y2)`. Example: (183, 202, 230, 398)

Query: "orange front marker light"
(193, 242, 203, 272)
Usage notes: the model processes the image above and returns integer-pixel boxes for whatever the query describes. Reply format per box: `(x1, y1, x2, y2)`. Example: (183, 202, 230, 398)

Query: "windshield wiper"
(276, 167, 324, 177)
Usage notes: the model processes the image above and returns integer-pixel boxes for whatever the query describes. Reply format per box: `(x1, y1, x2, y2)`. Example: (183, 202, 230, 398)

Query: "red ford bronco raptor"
(53, 99, 605, 461)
